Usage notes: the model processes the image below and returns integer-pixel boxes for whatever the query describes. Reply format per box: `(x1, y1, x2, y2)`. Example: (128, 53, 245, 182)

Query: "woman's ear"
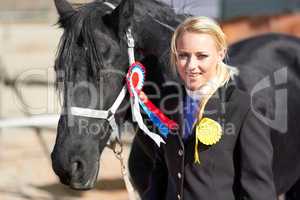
(218, 48, 226, 62)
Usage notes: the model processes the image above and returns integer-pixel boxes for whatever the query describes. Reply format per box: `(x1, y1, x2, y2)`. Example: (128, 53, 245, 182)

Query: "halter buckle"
(107, 110, 114, 122)
(126, 28, 135, 48)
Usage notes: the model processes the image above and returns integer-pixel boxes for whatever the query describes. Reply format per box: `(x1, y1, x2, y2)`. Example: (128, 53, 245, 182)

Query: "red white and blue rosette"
(126, 62, 178, 146)
(126, 62, 145, 96)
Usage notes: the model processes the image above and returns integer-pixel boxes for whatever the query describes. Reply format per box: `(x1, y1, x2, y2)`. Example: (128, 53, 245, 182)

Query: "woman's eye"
(178, 53, 188, 59)
(197, 54, 208, 59)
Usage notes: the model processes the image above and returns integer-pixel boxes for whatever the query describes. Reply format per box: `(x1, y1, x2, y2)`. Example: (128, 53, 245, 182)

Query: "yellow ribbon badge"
(194, 117, 222, 164)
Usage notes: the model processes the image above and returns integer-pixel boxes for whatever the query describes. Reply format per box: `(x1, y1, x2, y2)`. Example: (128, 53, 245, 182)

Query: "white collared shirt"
(185, 75, 220, 101)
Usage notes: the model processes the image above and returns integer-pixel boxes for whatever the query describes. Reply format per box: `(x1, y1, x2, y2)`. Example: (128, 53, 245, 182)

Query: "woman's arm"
(238, 104, 277, 200)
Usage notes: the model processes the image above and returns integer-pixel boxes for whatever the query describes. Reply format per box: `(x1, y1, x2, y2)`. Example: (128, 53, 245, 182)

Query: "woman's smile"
(186, 72, 203, 79)
(176, 32, 224, 90)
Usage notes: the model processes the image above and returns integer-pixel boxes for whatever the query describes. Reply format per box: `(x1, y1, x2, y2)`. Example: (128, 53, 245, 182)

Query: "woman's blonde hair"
(170, 16, 237, 120)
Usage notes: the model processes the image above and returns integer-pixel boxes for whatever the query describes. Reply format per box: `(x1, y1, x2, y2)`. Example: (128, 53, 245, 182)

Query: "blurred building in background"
(162, 0, 300, 44)
(221, 0, 300, 20)
(162, 0, 300, 20)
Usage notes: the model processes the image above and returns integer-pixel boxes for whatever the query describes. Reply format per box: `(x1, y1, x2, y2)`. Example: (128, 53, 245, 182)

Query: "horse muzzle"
(69, 159, 99, 190)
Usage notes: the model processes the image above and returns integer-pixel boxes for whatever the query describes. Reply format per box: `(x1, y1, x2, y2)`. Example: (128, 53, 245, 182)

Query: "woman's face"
(176, 31, 225, 91)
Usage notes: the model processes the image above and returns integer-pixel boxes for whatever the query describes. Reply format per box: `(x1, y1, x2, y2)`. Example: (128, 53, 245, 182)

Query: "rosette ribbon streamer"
(126, 62, 178, 146)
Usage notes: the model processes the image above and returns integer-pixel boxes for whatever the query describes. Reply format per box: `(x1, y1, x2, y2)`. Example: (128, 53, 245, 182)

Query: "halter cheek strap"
(126, 28, 139, 122)
(126, 28, 136, 66)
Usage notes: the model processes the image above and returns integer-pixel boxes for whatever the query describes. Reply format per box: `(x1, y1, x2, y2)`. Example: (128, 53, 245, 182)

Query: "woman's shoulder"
(225, 79, 271, 117)
(224, 79, 250, 107)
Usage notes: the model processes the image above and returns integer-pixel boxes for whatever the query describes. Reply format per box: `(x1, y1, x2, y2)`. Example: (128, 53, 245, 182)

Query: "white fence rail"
(0, 114, 59, 129)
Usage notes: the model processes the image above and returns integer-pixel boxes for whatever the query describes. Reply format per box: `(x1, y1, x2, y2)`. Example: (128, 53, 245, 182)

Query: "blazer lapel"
(202, 90, 222, 124)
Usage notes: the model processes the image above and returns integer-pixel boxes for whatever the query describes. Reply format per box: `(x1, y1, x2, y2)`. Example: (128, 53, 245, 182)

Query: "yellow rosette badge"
(194, 117, 222, 164)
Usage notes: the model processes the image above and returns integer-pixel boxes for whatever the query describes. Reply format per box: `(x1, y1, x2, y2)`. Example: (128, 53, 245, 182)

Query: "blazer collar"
(165, 79, 236, 136)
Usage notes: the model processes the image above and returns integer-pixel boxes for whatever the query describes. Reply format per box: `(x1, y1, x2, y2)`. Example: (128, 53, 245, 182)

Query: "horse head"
(51, 0, 135, 190)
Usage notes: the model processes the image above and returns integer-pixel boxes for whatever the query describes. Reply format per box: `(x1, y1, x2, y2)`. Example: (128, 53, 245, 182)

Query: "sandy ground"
(0, 130, 131, 200)
(0, 22, 132, 199)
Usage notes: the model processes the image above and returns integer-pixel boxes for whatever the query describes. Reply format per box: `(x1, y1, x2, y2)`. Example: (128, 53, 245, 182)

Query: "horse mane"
(54, 1, 111, 92)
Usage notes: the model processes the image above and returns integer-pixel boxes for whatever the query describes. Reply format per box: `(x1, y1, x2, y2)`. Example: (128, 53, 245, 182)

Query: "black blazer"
(128, 80, 277, 200)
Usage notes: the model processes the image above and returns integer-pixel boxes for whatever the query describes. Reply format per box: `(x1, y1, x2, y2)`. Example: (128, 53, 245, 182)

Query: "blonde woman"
(129, 16, 276, 200)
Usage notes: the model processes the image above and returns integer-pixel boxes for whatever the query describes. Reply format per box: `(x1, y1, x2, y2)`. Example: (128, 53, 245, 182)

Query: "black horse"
(51, 0, 300, 197)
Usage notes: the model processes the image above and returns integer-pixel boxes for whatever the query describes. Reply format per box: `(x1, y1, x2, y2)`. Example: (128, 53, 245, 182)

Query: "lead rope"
(111, 139, 137, 200)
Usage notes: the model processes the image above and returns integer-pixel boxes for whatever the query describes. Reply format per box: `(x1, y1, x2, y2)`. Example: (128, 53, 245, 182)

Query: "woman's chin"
(185, 81, 204, 91)
(185, 84, 199, 91)
(185, 78, 205, 89)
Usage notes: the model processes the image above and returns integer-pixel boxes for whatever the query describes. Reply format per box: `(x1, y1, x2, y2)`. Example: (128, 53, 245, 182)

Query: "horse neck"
(132, 0, 184, 58)
(131, 1, 183, 83)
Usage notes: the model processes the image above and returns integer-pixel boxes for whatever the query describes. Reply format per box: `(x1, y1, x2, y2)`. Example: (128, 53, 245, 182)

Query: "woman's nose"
(187, 56, 198, 71)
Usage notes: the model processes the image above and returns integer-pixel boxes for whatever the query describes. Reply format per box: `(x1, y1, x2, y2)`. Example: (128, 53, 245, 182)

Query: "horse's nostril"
(71, 159, 85, 176)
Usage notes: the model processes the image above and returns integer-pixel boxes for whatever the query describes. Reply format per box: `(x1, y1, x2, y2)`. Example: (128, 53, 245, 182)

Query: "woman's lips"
(186, 73, 202, 78)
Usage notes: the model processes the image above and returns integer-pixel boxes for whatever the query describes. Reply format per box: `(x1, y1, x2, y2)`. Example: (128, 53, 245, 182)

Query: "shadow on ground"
(34, 178, 125, 197)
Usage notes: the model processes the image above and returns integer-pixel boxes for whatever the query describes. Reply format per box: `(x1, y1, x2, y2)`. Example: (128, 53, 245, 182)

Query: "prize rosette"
(126, 62, 145, 96)
(194, 117, 222, 163)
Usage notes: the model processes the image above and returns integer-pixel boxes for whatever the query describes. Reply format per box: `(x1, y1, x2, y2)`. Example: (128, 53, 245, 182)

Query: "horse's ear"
(54, 0, 75, 17)
(103, 0, 134, 39)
